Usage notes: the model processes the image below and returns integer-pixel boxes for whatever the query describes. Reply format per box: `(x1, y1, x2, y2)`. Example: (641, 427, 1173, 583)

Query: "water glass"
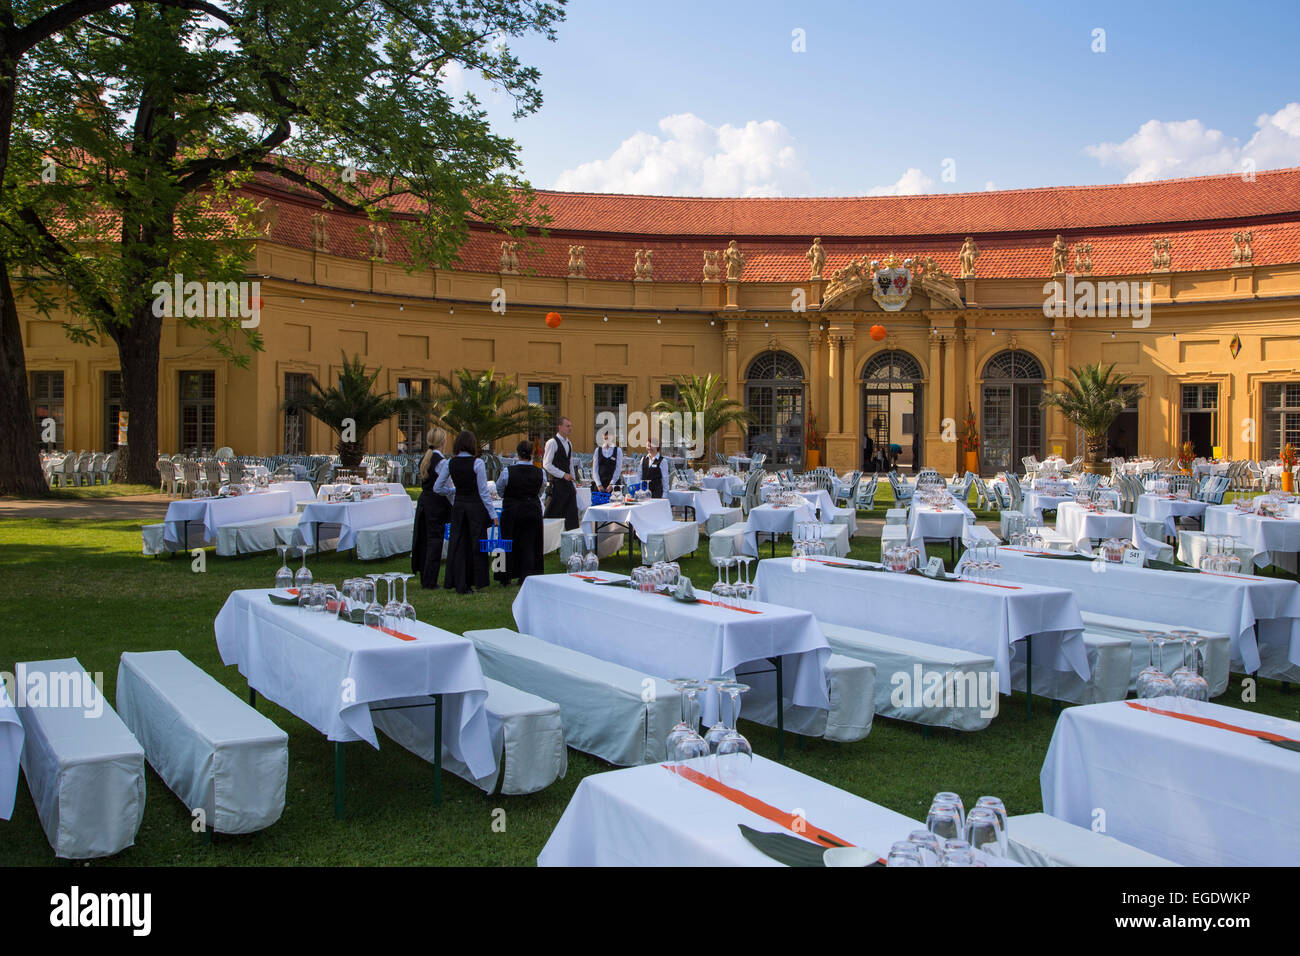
(939, 839, 976, 867)
(964, 806, 1004, 857)
(887, 842, 925, 867)
(906, 829, 942, 867)
(926, 802, 963, 841)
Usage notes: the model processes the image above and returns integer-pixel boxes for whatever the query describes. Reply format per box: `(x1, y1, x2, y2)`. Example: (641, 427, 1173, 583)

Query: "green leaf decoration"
(737, 825, 831, 867)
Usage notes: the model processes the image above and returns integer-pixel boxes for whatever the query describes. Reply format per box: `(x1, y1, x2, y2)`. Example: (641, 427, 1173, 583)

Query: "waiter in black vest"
(642, 440, 669, 498)
(543, 416, 580, 529)
(592, 429, 624, 495)
(495, 439, 545, 586)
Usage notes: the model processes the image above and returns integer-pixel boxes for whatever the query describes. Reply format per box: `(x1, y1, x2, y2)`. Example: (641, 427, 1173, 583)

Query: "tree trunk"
(0, 266, 48, 495)
(108, 309, 163, 485)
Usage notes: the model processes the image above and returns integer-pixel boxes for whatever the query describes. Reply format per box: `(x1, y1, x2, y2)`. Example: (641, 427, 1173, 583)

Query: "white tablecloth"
(270, 480, 317, 503)
(0, 680, 22, 820)
(539, 756, 922, 866)
(1023, 492, 1076, 522)
(1055, 501, 1139, 551)
(214, 589, 494, 779)
(1192, 461, 1232, 479)
(297, 493, 415, 551)
(667, 488, 726, 523)
(512, 572, 831, 724)
(907, 503, 974, 561)
(164, 489, 297, 545)
(317, 482, 407, 500)
(969, 547, 1300, 674)
(1042, 699, 1300, 866)
(754, 556, 1088, 694)
(744, 502, 816, 555)
(1204, 505, 1300, 571)
(1136, 494, 1208, 537)
(581, 498, 675, 544)
(703, 474, 746, 504)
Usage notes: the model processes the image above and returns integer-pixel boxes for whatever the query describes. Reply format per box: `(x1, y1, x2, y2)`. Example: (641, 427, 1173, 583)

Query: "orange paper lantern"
(869, 324, 887, 341)
(545, 311, 562, 328)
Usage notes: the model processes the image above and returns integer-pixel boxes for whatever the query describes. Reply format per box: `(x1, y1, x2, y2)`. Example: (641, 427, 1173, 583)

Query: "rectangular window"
(1263, 382, 1300, 459)
(593, 383, 627, 440)
(178, 371, 216, 453)
(528, 382, 560, 442)
(1180, 383, 1218, 458)
(103, 371, 123, 452)
(397, 378, 430, 453)
(656, 383, 682, 449)
(31, 371, 64, 451)
(283, 373, 311, 455)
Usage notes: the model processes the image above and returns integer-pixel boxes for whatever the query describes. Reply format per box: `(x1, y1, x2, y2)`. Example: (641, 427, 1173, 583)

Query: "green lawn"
(1, 511, 1296, 866)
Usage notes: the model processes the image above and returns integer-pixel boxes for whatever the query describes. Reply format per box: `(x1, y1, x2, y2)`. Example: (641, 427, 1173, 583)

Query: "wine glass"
(275, 545, 294, 590)
(363, 574, 384, 627)
(716, 682, 752, 786)
(382, 573, 403, 627)
(702, 677, 730, 755)
(397, 573, 416, 621)
(665, 678, 701, 765)
(1139, 672, 1177, 700)
(566, 550, 584, 573)
(1135, 630, 1165, 697)
(294, 548, 313, 603)
(583, 548, 599, 572)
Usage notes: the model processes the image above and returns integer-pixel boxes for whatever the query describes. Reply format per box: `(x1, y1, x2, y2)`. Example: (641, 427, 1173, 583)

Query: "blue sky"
(461, 0, 1300, 196)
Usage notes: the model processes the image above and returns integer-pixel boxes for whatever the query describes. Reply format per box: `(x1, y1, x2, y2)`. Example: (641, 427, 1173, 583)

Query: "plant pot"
(1082, 460, 1111, 476)
(964, 451, 978, 474)
(1283, 472, 1294, 493)
(806, 450, 820, 468)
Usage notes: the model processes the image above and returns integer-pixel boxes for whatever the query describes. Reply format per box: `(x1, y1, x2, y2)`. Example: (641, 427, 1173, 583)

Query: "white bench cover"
(743, 653, 876, 742)
(1079, 611, 1231, 697)
(642, 521, 699, 563)
(1011, 631, 1132, 704)
(355, 518, 413, 560)
(116, 650, 288, 834)
(819, 623, 997, 731)
(1007, 812, 1180, 867)
(884, 508, 908, 526)
(142, 520, 210, 555)
(17, 657, 145, 858)
(704, 507, 743, 535)
(463, 628, 678, 766)
(216, 514, 303, 556)
(543, 517, 564, 554)
(377, 676, 566, 796)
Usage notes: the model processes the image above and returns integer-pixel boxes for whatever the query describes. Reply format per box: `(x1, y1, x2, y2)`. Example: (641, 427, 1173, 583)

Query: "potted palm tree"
(648, 373, 753, 462)
(431, 367, 547, 452)
(804, 415, 823, 469)
(281, 353, 428, 468)
(1040, 363, 1144, 475)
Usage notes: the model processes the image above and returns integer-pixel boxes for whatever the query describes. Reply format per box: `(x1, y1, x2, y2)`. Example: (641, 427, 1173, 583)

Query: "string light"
(604, 315, 609, 322)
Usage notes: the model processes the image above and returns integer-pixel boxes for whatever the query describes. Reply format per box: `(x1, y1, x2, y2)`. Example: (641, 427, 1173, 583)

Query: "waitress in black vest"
(543, 416, 579, 529)
(433, 429, 497, 594)
(592, 429, 624, 495)
(412, 427, 449, 588)
(642, 440, 669, 498)
(494, 439, 545, 586)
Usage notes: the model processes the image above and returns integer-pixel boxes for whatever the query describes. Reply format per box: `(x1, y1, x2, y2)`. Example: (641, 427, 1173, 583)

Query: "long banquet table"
(0, 680, 22, 821)
(744, 501, 817, 556)
(963, 547, 1300, 675)
(1136, 493, 1208, 537)
(1055, 501, 1140, 551)
(297, 492, 415, 552)
(1041, 699, 1300, 866)
(214, 588, 494, 813)
(754, 556, 1088, 695)
(906, 502, 974, 561)
(163, 489, 299, 547)
(1204, 504, 1300, 572)
(538, 756, 924, 867)
(512, 571, 831, 732)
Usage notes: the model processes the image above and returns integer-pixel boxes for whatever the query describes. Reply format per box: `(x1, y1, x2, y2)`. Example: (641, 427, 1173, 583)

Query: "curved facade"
(18, 166, 1300, 473)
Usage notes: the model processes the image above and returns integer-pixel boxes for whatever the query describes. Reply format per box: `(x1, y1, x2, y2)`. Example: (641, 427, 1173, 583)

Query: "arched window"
(745, 351, 805, 468)
(862, 350, 923, 384)
(980, 350, 1045, 475)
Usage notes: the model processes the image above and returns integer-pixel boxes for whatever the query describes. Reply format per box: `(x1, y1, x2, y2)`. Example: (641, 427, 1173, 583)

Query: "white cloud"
(552, 113, 807, 196)
(1086, 103, 1300, 182)
(866, 167, 936, 195)
(984, 181, 997, 191)
(436, 61, 468, 97)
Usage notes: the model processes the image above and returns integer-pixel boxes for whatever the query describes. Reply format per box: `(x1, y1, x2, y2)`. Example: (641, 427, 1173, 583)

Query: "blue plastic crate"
(479, 528, 513, 553)
(590, 490, 611, 505)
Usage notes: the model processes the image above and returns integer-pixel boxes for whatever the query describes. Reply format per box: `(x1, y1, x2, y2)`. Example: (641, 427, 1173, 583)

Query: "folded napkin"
(672, 577, 697, 602)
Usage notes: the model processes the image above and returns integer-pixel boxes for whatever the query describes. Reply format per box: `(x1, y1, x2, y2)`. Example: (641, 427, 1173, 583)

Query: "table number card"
(1122, 548, 1145, 566)
(924, 556, 945, 578)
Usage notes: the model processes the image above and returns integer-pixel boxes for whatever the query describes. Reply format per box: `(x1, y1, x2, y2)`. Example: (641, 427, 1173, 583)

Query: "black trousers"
(545, 479, 580, 530)
(444, 501, 490, 593)
(412, 493, 448, 589)
(496, 500, 544, 585)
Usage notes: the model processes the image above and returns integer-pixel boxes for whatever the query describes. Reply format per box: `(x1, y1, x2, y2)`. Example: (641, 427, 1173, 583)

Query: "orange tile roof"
(247, 166, 1300, 281)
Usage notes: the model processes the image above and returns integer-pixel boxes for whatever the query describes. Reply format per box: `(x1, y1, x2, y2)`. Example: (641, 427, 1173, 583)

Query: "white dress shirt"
(433, 452, 496, 515)
(542, 435, 574, 481)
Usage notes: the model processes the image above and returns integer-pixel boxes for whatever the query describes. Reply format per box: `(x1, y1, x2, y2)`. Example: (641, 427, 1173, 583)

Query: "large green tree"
(3, 0, 563, 489)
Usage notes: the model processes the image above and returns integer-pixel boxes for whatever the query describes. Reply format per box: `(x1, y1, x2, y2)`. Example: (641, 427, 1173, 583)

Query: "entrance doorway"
(861, 350, 923, 474)
(744, 351, 805, 468)
(980, 350, 1045, 475)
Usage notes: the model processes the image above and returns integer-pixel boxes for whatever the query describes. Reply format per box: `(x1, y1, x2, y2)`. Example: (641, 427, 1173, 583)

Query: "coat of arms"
(871, 254, 913, 312)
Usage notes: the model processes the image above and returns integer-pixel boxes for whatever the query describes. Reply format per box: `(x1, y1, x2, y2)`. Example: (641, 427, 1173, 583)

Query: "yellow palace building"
(19, 166, 1300, 475)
